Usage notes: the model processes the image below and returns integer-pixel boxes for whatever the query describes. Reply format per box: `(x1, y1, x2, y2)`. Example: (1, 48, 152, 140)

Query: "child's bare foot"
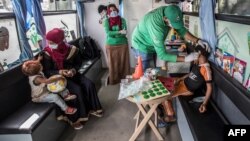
(164, 115, 176, 123)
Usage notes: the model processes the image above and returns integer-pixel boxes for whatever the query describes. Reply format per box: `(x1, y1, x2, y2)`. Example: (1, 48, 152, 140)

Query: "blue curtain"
(199, 0, 217, 61)
(32, 0, 46, 48)
(119, 0, 124, 17)
(76, 0, 87, 37)
(12, 0, 33, 61)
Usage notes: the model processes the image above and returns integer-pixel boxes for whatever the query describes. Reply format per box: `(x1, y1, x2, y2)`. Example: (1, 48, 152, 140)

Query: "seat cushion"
(0, 102, 55, 134)
(0, 65, 31, 121)
(178, 95, 226, 141)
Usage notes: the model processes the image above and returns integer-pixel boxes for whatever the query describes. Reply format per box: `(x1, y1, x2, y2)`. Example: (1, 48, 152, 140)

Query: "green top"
(132, 6, 187, 62)
(103, 17, 128, 45)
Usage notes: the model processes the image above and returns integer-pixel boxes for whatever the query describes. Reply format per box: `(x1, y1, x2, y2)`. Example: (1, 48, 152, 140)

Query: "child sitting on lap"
(22, 55, 77, 115)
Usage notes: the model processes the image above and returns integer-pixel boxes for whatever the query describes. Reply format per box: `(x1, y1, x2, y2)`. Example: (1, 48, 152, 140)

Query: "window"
(180, 0, 200, 13)
(44, 14, 78, 42)
(217, 0, 250, 16)
(41, 0, 76, 11)
(0, 0, 13, 13)
(0, 19, 21, 72)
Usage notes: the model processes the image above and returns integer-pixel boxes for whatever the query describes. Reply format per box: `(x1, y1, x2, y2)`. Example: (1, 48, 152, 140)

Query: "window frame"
(0, 8, 78, 73)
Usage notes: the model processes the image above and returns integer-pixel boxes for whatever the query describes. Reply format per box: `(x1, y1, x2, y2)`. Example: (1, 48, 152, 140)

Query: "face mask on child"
(109, 11, 118, 18)
(49, 44, 58, 49)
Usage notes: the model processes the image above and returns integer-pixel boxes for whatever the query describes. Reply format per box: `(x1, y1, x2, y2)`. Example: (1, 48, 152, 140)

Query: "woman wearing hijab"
(42, 28, 103, 130)
(103, 4, 130, 85)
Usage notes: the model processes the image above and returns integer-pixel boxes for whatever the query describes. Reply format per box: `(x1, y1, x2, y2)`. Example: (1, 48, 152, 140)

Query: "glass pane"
(41, 0, 76, 11)
(218, 0, 250, 16)
(192, 0, 200, 13)
(0, 19, 21, 72)
(41, 0, 56, 11)
(44, 13, 78, 42)
(181, 1, 193, 12)
(0, 0, 13, 13)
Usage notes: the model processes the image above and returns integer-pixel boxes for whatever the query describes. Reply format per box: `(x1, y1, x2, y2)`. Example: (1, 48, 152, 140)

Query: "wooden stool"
(127, 96, 169, 141)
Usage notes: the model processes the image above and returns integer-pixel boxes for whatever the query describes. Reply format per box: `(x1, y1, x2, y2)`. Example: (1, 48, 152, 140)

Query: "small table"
(127, 94, 170, 141)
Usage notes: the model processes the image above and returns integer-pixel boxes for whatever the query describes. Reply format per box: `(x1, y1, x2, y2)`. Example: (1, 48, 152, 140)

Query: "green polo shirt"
(132, 6, 187, 62)
(103, 18, 128, 46)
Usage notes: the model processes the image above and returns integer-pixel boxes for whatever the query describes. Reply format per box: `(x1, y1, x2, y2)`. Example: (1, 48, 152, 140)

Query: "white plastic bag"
(118, 77, 152, 100)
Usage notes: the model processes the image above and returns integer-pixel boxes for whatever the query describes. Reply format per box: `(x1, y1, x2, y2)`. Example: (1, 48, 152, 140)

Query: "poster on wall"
(222, 52, 235, 75)
(232, 58, 247, 84)
(245, 74, 250, 92)
(214, 47, 224, 68)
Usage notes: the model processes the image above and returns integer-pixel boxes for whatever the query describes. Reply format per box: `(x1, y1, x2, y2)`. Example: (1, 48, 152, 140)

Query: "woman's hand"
(66, 69, 76, 77)
(59, 70, 68, 76)
(199, 104, 207, 113)
(59, 69, 76, 77)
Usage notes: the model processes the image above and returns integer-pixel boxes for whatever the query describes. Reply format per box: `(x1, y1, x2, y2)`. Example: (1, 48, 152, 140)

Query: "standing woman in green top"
(103, 4, 130, 85)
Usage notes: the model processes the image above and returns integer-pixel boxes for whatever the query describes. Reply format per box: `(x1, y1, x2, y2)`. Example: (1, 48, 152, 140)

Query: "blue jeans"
(131, 47, 156, 72)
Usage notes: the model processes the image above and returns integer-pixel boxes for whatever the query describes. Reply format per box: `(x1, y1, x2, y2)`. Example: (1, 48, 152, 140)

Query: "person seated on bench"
(22, 56, 77, 115)
(42, 28, 103, 130)
(163, 44, 213, 122)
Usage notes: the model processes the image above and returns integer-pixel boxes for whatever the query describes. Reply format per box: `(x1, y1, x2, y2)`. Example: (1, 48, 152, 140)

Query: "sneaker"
(65, 107, 77, 115)
(157, 120, 169, 128)
(72, 122, 83, 130)
(64, 94, 77, 101)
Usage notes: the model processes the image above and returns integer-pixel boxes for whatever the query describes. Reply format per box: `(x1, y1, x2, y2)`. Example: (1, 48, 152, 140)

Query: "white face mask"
(49, 44, 58, 49)
(109, 11, 118, 18)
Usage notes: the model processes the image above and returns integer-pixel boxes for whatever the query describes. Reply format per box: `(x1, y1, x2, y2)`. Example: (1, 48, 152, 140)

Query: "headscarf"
(107, 4, 122, 30)
(44, 28, 70, 69)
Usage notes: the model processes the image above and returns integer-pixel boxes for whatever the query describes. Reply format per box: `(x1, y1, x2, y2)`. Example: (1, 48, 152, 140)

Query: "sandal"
(72, 122, 83, 130)
(64, 94, 77, 101)
(65, 107, 77, 115)
(89, 111, 103, 118)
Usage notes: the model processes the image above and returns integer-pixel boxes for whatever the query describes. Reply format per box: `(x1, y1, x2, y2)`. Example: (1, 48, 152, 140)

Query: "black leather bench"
(177, 92, 228, 141)
(176, 62, 250, 141)
(0, 65, 66, 141)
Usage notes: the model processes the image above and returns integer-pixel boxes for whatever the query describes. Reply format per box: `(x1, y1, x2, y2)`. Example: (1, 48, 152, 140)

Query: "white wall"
(84, 0, 167, 68)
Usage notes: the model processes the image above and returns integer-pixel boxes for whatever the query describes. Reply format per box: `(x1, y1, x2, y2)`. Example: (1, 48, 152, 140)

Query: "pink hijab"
(44, 28, 70, 69)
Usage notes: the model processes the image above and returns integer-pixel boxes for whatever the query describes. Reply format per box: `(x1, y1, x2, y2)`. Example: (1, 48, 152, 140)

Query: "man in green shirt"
(132, 5, 210, 71)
